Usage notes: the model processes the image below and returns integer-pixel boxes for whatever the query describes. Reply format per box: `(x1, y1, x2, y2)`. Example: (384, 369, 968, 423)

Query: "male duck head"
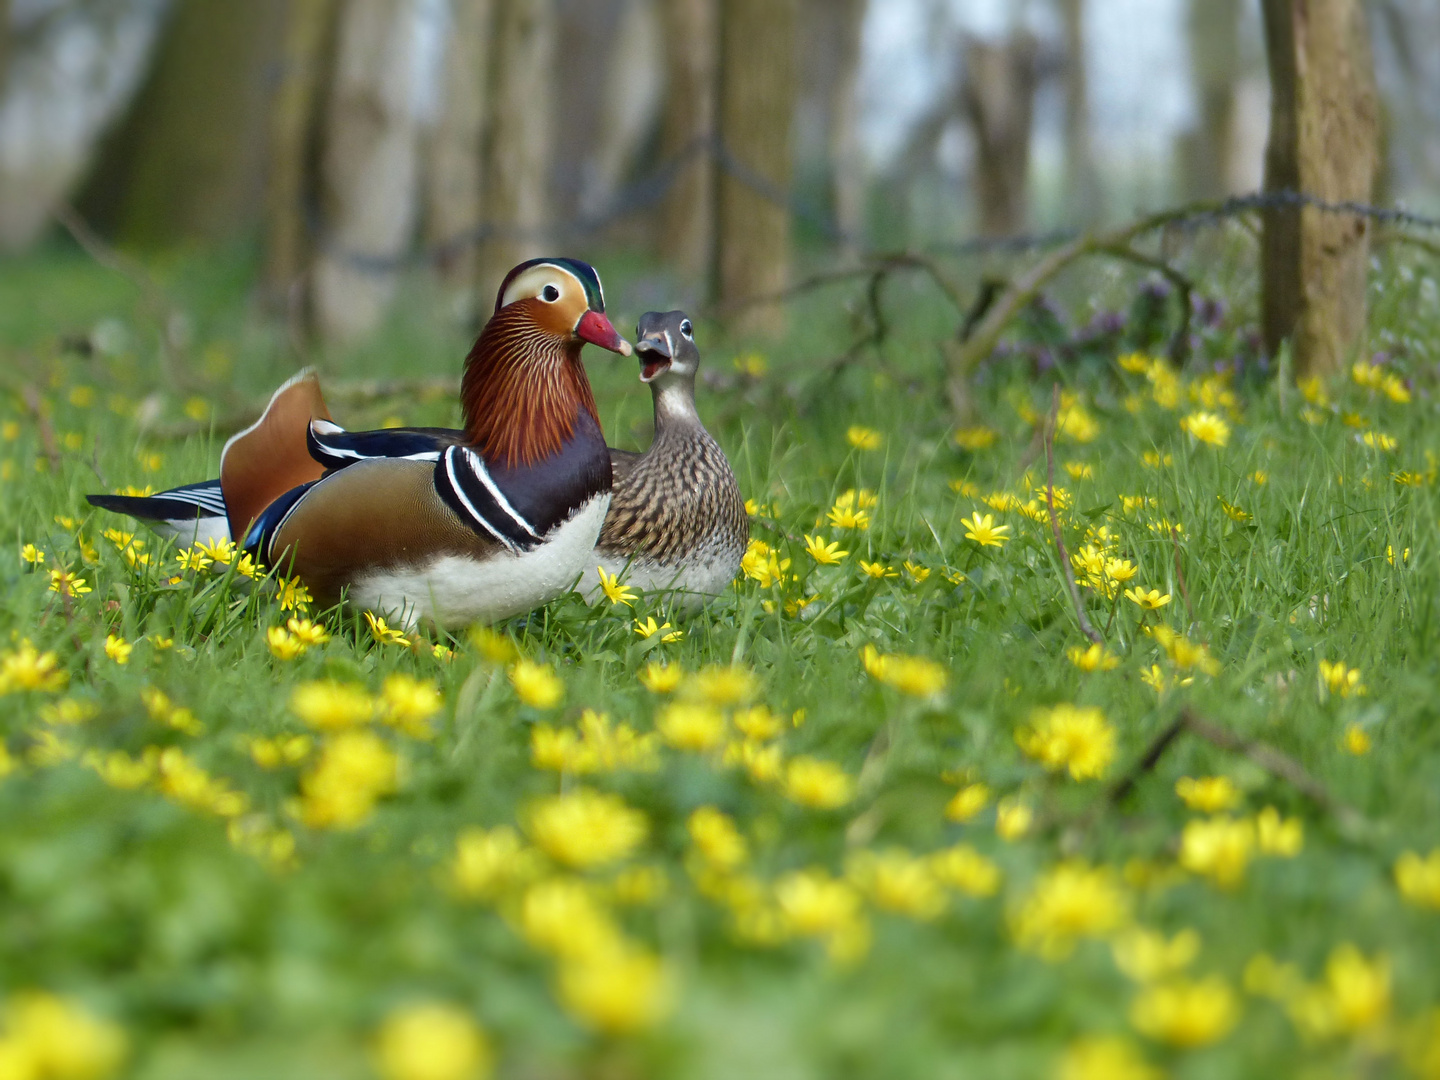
(634, 310, 700, 386)
(463, 258, 631, 469)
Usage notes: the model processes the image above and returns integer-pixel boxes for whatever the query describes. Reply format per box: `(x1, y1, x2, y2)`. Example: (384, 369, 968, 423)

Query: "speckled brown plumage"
(593, 311, 748, 602)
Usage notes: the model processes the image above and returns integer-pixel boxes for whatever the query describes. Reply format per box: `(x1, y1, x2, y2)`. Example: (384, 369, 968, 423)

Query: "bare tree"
(1057, 0, 1099, 223)
(424, 0, 492, 300)
(960, 31, 1040, 237)
(1177, 0, 1241, 200)
(78, 0, 287, 248)
(264, 0, 341, 312)
(655, 0, 717, 285)
(715, 0, 799, 337)
(1260, 0, 1379, 377)
(476, 0, 555, 307)
(311, 0, 428, 343)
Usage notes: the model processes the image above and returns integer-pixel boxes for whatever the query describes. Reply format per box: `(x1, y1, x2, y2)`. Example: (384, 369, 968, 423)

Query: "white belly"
(351, 495, 609, 629)
(578, 532, 742, 614)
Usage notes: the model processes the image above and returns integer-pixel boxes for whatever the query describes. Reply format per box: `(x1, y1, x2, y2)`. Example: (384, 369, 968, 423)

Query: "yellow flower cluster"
(297, 730, 399, 829)
(740, 538, 790, 588)
(0, 641, 68, 694)
(374, 1001, 492, 1080)
(1010, 862, 1130, 960)
(0, 991, 127, 1079)
(531, 709, 659, 775)
(1246, 944, 1391, 1041)
(156, 746, 250, 817)
(1178, 807, 1303, 889)
(1016, 704, 1116, 781)
(860, 644, 948, 697)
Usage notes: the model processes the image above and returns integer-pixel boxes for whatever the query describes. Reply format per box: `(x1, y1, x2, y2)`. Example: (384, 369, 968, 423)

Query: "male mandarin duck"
(579, 311, 748, 611)
(89, 258, 632, 629)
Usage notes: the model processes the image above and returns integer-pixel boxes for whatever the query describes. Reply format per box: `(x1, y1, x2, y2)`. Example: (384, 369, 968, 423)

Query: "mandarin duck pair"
(88, 259, 747, 629)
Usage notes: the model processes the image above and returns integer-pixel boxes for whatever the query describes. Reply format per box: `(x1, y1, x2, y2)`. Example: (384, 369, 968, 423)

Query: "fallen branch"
(1107, 706, 1368, 837)
(1097, 243, 1195, 365)
(1044, 386, 1103, 645)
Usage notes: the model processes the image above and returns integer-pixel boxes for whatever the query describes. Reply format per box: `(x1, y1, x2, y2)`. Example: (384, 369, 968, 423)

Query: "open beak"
(635, 331, 672, 383)
(576, 310, 632, 356)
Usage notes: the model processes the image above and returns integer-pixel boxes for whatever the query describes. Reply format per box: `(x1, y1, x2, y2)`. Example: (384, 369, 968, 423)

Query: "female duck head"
(634, 310, 700, 385)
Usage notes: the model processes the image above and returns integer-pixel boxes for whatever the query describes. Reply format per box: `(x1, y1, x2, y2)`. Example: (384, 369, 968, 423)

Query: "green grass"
(1, 239, 1439, 1079)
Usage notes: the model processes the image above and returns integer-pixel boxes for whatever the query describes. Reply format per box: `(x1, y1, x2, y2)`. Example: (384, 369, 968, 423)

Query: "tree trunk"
(550, 0, 626, 224)
(423, 0, 492, 299)
(1260, 0, 1379, 377)
(1178, 0, 1241, 201)
(311, 0, 427, 344)
(476, 0, 555, 309)
(828, 0, 868, 252)
(1057, 0, 1099, 224)
(580, 0, 663, 223)
(77, 0, 288, 249)
(715, 0, 798, 338)
(264, 0, 341, 313)
(655, 0, 717, 285)
(960, 32, 1039, 237)
(0, 0, 11, 95)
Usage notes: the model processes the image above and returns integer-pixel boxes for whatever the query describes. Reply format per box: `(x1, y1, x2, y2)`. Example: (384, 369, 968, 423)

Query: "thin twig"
(1045, 385, 1103, 644)
(1107, 713, 1188, 806)
(1169, 526, 1196, 626)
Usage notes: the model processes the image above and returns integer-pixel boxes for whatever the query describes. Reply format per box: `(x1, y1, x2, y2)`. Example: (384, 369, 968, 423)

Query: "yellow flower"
(1180, 411, 1230, 447)
(803, 534, 848, 565)
(1319, 659, 1366, 698)
(1218, 497, 1251, 522)
(1255, 806, 1303, 857)
(0, 641, 68, 693)
(0, 991, 128, 1080)
(246, 734, 312, 769)
(846, 426, 883, 450)
(1362, 430, 1398, 452)
(632, 617, 683, 643)
(685, 665, 757, 705)
(1067, 643, 1119, 672)
(20, 543, 44, 566)
(732, 704, 782, 741)
(1395, 849, 1440, 909)
(364, 612, 408, 646)
(266, 627, 306, 660)
(174, 546, 213, 573)
(1056, 1036, 1159, 1080)
(509, 659, 564, 708)
(996, 797, 1033, 840)
(47, 569, 92, 596)
(1118, 351, 1154, 374)
(1124, 587, 1171, 610)
(525, 788, 647, 869)
(944, 782, 990, 823)
(637, 661, 682, 694)
(375, 1002, 491, 1080)
(379, 674, 443, 739)
(657, 701, 727, 752)
(1112, 926, 1200, 983)
(826, 503, 871, 530)
(687, 807, 747, 870)
(960, 512, 1010, 548)
(1010, 861, 1130, 960)
(39, 698, 97, 725)
(298, 731, 399, 828)
(1179, 816, 1254, 889)
(928, 845, 1001, 897)
(783, 756, 854, 809)
(845, 848, 946, 920)
(1016, 704, 1116, 781)
(1130, 976, 1238, 1047)
(291, 680, 375, 730)
(276, 576, 312, 611)
(519, 878, 622, 959)
(1341, 723, 1372, 755)
(740, 539, 790, 588)
(775, 868, 862, 937)
(232, 553, 260, 579)
(859, 644, 947, 696)
(734, 352, 767, 376)
(1064, 461, 1094, 481)
(286, 617, 330, 646)
(195, 537, 235, 565)
(451, 826, 536, 900)
(595, 566, 636, 607)
(952, 426, 997, 450)
(1174, 776, 1241, 814)
(469, 627, 517, 663)
(1317, 944, 1391, 1034)
(902, 560, 930, 583)
(557, 946, 673, 1034)
(103, 634, 132, 665)
(858, 560, 896, 579)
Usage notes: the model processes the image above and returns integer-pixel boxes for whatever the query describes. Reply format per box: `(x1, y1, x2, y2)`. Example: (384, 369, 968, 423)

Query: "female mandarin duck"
(90, 258, 632, 629)
(579, 311, 748, 611)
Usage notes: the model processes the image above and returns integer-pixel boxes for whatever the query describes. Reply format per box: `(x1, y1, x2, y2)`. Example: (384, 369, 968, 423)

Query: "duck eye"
(679, 320, 693, 338)
(540, 285, 560, 303)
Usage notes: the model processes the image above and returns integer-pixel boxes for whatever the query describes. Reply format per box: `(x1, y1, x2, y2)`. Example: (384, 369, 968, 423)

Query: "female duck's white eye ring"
(679, 319, 693, 338)
(540, 284, 560, 302)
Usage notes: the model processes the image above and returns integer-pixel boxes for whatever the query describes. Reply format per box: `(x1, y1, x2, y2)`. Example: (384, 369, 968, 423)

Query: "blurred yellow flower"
(1112, 926, 1200, 983)
(637, 661, 682, 694)
(0, 642, 68, 694)
(1129, 976, 1237, 1047)
(846, 848, 946, 920)
(688, 806, 747, 870)
(509, 659, 564, 708)
(1124, 587, 1171, 610)
(1396, 849, 1440, 909)
(1319, 659, 1366, 698)
(0, 991, 127, 1080)
(1180, 411, 1230, 447)
(1255, 806, 1303, 857)
(1067, 643, 1119, 672)
(525, 789, 647, 869)
(375, 1002, 491, 1080)
(20, 543, 44, 566)
(944, 782, 990, 823)
(996, 797, 1033, 841)
(1016, 704, 1116, 781)
(286, 617, 330, 646)
(1179, 816, 1254, 889)
(291, 680, 375, 730)
(298, 731, 398, 829)
(656, 701, 726, 752)
(928, 844, 1001, 897)
(1010, 861, 1130, 960)
(847, 426, 883, 450)
(1342, 723, 1372, 755)
(379, 674, 443, 739)
(365, 612, 408, 646)
(633, 616, 683, 643)
(685, 665, 757, 705)
(858, 560, 896, 579)
(860, 644, 947, 697)
(48, 570, 91, 596)
(103, 635, 132, 665)
(1175, 776, 1241, 814)
(952, 426, 997, 450)
(783, 756, 854, 809)
(557, 946, 673, 1034)
(1056, 1036, 1159, 1080)
(451, 826, 536, 900)
(266, 626, 306, 660)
